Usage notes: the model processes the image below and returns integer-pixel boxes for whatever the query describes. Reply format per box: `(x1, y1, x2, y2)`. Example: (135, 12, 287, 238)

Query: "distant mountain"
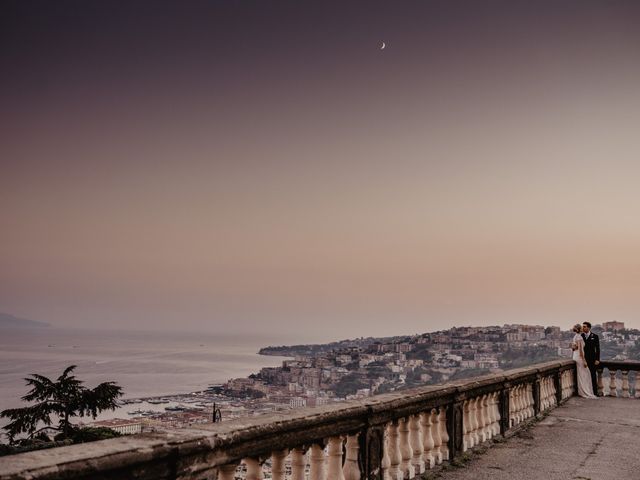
(0, 312, 49, 328)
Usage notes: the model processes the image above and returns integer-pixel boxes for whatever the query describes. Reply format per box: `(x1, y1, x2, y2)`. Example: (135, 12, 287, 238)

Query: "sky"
(2, 1, 640, 340)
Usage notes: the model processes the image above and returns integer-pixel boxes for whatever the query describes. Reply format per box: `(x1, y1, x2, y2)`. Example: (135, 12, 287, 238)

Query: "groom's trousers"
(586, 362, 599, 395)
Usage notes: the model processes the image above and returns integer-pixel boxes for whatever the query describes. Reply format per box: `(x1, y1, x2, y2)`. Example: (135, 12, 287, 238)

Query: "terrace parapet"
(6, 359, 636, 480)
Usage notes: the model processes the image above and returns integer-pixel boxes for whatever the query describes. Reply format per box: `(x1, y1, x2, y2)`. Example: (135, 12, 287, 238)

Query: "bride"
(571, 324, 597, 398)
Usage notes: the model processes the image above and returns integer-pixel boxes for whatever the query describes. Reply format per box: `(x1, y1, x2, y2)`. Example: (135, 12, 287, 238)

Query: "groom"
(582, 322, 601, 396)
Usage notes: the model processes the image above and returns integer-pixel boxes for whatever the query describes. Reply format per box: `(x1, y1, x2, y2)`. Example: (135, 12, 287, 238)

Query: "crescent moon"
(380, 42, 386, 50)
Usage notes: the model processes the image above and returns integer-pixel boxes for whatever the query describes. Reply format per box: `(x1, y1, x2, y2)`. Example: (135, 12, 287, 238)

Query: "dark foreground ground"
(436, 396, 640, 480)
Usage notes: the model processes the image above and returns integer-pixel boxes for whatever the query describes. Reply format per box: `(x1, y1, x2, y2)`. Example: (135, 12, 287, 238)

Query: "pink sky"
(2, 1, 640, 338)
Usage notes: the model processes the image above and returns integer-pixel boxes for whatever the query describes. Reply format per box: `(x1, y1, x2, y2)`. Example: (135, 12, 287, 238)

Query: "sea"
(0, 326, 291, 417)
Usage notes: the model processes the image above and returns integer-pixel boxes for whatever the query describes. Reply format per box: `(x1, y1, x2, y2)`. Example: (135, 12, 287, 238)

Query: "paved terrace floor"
(436, 397, 640, 480)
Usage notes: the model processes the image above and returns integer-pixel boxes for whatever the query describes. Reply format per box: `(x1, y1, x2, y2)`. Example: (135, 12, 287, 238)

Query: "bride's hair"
(572, 324, 582, 333)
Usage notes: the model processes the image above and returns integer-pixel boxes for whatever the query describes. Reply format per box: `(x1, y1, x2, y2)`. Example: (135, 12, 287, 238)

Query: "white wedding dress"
(573, 333, 597, 398)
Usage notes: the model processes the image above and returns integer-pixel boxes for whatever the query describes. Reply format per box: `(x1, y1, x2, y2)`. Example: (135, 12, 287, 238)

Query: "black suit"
(582, 332, 600, 395)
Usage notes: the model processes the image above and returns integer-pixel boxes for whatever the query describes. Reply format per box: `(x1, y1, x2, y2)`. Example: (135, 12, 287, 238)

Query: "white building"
(289, 397, 307, 408)
(91, 418, 142, 435)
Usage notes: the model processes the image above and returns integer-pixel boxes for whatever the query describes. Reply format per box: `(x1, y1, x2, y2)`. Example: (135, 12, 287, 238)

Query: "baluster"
(271, 450, 287, 480)
(310, 443, 325, 480)
(597, 369, 604, 396)
(514, 386, 522, 423)
(545, 378, 551, 409)
(438, 408, 449, 461)
(431, 409, 442, 464)
(487, 393, 497, 438)
(492, 392, 501, 436)
(409, 415, 424, 474)
(387, 422, 402, 480)
(467, 398, 475, 446)
(398, 417, 414, 479)
(480, 395, 489, 440)
(463, 400, 471, 449)
(476, 395, 488, 445)
(291, 447, 306, 480)
(547, 377, 553, 407)
(609, 370, 618, 397)
(218, 463, 238, 480)
(483, 394, 492, 440)
(635, 372, 640, 399)
(327, 437, 345, 480)
(569, 371, 574, 396)
(570, 371, 576, 396)
(420, 411, 434, 468)
(476, 395, 486, 443)
(621, 371, 630, 398)
(529, 383, 535, 416)
(482, 393, 493, 440)
(245, 458, 264, 480)
(470, 397, 480, 446)
(508, 390, 515, 427)
(540, 380, 547, 411)
(343, 434, 360, 480)
(381, 425, 391, 480)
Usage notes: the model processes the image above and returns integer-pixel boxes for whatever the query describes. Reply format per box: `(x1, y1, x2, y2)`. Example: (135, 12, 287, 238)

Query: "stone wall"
(0, 360, 576, 480)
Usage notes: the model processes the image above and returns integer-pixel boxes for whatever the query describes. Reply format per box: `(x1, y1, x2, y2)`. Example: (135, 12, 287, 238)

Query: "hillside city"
(98, 321, 639, 435)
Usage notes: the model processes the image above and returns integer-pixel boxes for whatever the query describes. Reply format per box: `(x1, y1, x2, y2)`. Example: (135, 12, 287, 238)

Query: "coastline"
(0, 327, 290, 411)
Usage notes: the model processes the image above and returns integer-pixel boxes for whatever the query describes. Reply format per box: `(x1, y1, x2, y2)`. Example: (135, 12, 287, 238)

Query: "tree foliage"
(1, 366, 123, 444)
(333, 372, 368, 397)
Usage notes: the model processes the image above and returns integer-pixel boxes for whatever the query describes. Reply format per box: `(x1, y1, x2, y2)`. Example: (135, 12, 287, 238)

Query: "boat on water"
(129, 409, 161, 416)
(164, 405, 186, 412)
(148, 398, 169, 404)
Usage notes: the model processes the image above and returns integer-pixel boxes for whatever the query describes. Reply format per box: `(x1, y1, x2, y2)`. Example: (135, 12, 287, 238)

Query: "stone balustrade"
(597, 361, 640, 398)
(0, 360, 580, 480)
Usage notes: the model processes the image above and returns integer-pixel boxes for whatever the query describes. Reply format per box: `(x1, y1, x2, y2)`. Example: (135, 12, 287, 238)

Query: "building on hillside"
(289, 397, 306, 408)
(474, 353, 499, 369)
(545, 326, 561, 337)
(91, 418, 142, 435)
(506, 331, 523, 342)
(460, 360, 477, 369)
(395, 343, 413, 353)
(558, 347, 573, 358)
(602, 321, 625, 332)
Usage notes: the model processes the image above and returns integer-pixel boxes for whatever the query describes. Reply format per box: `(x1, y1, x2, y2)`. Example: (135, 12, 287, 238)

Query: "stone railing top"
(598, 360, 640, 371)
(0, 359, 575, 480)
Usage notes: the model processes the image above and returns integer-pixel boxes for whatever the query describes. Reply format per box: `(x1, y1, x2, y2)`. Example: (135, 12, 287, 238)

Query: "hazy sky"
(2, 1, 640, 340)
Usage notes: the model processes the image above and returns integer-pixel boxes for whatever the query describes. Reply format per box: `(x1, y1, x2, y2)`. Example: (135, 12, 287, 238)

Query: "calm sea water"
(0, 327, 289, 411)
